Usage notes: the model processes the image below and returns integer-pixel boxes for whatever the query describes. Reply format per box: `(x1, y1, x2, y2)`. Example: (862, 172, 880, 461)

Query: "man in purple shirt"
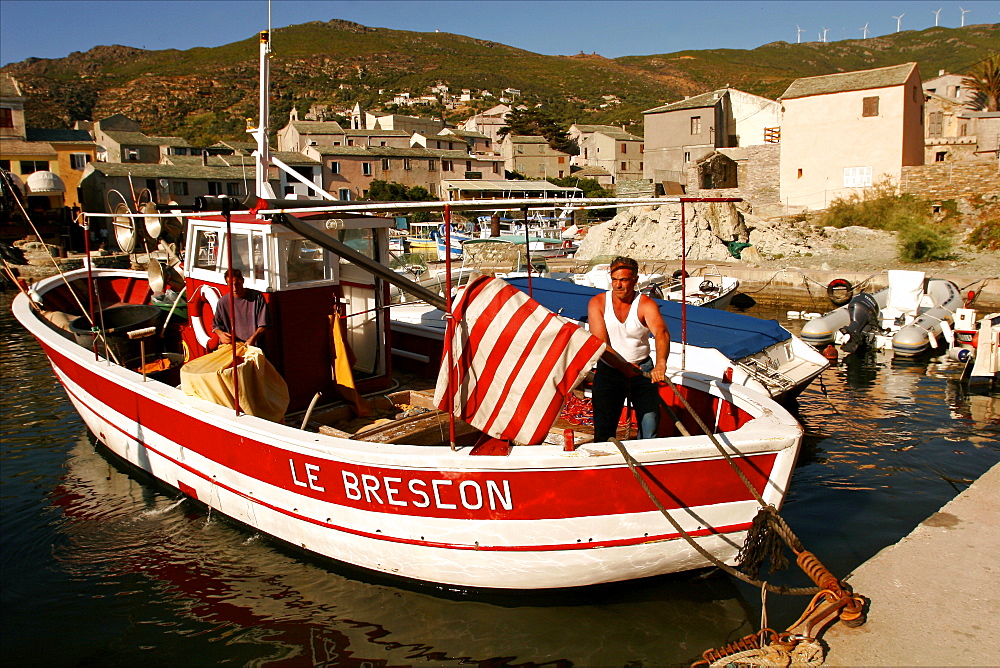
(213, 269, 268, 347)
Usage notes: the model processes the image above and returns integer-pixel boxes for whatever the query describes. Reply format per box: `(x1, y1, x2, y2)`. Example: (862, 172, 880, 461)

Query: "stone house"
(277, 115, 347, 152)
(500, 135, 570, 180)
(304, 145, 504, 200)
(642, 88, 780, 192)
(568, 124, 644, 184)
(459, 104, 512, 144)
(1, 74, 96, 211)
(778, 62, 924, 210)
(78, 161, 264, 217)
(91, 114, 193, 163)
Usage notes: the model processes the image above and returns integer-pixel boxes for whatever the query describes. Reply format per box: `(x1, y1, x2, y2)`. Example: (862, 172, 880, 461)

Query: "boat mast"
(250, 30, 275, 199)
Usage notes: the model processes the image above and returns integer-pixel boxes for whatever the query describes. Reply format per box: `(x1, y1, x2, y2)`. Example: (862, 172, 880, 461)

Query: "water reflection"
(44, 435, 755, 666)
(3, 292, 998, 665)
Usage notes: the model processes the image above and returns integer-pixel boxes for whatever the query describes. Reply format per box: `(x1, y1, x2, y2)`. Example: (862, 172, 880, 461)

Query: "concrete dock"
(823, 461, 1000, 666)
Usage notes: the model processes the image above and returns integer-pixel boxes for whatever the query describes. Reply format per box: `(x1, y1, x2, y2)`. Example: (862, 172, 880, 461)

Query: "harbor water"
(2, 290, 998, 666)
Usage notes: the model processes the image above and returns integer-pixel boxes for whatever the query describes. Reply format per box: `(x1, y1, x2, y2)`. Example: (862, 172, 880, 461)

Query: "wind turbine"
(960, 7, 970, 26)
(933, 8, 943, 26)
(821, 27, 830, 42)
(796, 24, 805, 43)
(861, 22, 870, 39)
(893, 13, 905, 32)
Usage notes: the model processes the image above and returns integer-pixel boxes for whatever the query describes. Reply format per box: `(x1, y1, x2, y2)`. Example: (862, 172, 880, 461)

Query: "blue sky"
(1, 0, 998, 66)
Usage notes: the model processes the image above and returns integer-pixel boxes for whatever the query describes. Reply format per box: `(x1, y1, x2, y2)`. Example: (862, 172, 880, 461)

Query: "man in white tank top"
(587, 256, 671, 442)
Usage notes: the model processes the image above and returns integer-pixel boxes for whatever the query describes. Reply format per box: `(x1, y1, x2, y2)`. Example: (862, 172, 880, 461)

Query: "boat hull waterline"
(15, 274, 802, 590)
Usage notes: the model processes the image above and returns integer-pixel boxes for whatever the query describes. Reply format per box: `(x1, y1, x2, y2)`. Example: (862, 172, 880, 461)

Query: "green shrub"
(897, 225, 954, 263)
(967, 220, 1000, 251)
(821, 179, 931, 232)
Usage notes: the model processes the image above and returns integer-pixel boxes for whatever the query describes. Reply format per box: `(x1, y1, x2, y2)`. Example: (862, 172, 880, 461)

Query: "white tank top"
(604, 292, 650, 363)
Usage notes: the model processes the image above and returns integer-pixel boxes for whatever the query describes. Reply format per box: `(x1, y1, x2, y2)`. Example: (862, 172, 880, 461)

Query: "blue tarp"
(505, 277, 790, 361)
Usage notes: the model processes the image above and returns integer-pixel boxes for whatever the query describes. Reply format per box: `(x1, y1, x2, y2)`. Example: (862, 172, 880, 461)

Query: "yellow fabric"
(180, 343, 289, 422)
(330, 313, 371, 416)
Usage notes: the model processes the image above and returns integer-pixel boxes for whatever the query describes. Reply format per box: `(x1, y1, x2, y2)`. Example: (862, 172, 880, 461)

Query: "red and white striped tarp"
(434, 276, 606, 445)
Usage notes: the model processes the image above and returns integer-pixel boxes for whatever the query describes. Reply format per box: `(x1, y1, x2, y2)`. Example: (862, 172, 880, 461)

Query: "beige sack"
(181, 344, 289, 422)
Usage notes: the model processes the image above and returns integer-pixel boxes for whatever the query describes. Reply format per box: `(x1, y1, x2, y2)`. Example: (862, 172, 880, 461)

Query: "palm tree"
(962, 55, 1000, 112)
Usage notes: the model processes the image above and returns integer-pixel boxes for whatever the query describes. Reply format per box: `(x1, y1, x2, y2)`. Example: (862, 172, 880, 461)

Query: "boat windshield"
(284, 239, 326, 283)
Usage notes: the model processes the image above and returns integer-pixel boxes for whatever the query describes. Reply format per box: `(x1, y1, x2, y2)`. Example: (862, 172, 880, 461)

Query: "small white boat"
(965, 312, 1000, 392)
(800, 270, 964, 357)
(573, 260, 739, 310)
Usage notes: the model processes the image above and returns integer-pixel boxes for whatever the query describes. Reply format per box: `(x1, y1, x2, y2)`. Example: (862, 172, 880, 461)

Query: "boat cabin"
(181, 213, 395, 411)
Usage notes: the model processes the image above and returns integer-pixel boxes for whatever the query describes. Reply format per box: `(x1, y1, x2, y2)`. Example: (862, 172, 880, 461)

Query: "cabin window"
(284, 238, 326, 283)
(862, 96, 879, 117)
(337, 228, 375, 262)
(192, 229, 220, 270)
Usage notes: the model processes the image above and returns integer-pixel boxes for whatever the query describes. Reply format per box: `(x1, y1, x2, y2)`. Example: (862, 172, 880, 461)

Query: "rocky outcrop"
(575, 202, 755, 262)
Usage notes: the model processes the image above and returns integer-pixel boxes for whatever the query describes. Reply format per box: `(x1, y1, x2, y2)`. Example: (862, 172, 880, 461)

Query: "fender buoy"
(827, 278, 853, 307)
(188, 284, 221, 347)
(672, 269, 689, 280)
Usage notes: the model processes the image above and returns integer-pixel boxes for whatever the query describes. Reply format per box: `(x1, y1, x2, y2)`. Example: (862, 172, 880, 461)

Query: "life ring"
(827, 278, 854, 307)
(188, 284, 221, 347)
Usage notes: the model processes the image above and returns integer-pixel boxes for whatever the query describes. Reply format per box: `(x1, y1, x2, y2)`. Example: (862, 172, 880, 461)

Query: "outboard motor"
(840, 292, 880, 354)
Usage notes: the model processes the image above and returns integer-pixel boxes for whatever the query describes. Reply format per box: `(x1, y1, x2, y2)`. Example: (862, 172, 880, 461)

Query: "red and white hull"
(15, 270, 802, 590)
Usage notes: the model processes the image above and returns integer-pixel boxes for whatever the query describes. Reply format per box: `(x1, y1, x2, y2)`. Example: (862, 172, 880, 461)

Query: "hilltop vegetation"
(2, 19, 998, 146)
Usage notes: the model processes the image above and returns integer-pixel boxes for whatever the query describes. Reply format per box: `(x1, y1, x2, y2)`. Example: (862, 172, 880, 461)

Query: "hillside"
(2, 19, 998, 146)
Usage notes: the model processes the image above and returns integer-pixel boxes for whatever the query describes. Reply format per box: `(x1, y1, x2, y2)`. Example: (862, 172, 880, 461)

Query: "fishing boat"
(9, 30, 805, 590)
(800, 270, 963, 356)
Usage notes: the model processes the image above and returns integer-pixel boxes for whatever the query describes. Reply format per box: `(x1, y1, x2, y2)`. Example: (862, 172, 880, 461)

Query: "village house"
(349, 104, 447, 136)
(304, 144, 504, 200)
(1, 74, 96, 215)
(91, 114, 194, 163)
(778, 62, 924, 210)
(921, 70, 1000, 163)
(642, 88, 781, 192)
(277, 112, 347, 152)
(78, 159, 262, 211)
(459, 104, 512, 144)
(500, 135, 570, 180)
(568, 124, 644, 185)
